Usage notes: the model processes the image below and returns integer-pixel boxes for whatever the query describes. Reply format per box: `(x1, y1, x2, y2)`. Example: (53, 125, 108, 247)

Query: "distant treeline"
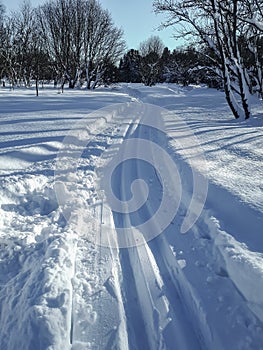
(0, 0, 263, 119)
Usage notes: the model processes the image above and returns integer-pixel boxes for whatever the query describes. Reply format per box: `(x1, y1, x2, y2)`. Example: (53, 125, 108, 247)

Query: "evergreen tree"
(119, 49, 141, 83)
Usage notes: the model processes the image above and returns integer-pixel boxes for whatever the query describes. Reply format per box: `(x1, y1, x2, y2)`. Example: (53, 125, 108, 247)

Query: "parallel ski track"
(119, 87, 260, 350)
(122, 120, 203, 349)
(70, 87, 263, 349)
(111, 100, 203, 349)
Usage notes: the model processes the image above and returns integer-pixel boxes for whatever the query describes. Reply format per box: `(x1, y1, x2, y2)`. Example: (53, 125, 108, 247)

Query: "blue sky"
(100, 0, 182, 49)
(3, 0, 183, 50)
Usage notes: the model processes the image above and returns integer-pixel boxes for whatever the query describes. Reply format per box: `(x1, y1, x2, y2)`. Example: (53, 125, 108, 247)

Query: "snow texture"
(0, 84, 262, 350)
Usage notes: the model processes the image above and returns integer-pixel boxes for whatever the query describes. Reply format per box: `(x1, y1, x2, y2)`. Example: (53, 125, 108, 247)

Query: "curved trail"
(109, 107, 202, 349)
(1, 85, 262, 349)
(69, 87, 263, 349)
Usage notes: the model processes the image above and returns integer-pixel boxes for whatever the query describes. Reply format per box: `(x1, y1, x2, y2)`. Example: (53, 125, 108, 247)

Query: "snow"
(0, 83, 263, 349)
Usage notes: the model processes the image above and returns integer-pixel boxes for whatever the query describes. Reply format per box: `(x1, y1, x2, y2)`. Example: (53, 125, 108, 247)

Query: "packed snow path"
(0, 85, 262, 349)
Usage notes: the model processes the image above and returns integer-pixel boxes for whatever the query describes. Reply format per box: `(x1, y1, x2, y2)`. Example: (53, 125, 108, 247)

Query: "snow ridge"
(0, 84, 262, 349)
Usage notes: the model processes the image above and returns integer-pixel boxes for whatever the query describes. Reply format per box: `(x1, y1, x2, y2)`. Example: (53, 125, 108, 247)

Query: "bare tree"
(0, 1, 7, 86)
(11, 1, 41, 88)
(139, 35, 165, 57)
(154, 0, 257, 119)
(38, 0, 125, 90)
(83, 0, 125, 89)
(38, 0, 77, 89)
(139, 36, 165, 86)
(0, 14, 19, 89)
(236, 0, 263, 98)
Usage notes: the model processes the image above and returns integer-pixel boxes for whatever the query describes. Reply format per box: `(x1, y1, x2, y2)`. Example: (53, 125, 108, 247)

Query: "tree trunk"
(35, 78, 39, 97)
(86, 63, 93, 89)
(223, 65, 240, 119)
(236, 50, 251, 119)
(69, 80, 75, 89)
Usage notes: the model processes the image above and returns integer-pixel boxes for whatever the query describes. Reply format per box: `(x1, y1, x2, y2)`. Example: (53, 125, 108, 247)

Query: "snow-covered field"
(0, 84, 262, 350)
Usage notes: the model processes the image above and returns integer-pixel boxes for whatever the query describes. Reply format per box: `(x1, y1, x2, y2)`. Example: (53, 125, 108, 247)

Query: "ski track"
(0, 85, 262, 349)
